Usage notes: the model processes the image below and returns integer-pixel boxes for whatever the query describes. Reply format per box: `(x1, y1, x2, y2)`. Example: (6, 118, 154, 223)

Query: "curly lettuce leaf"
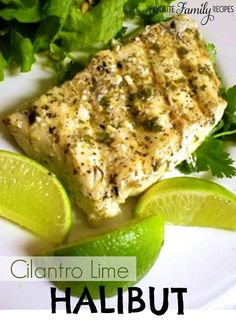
(124, 0, 174, 23)
(7, 28, 35, 72)
(0, 0, 176, 80)
(56, 0, 127, 51)
(33, 0, 74, 52)
(0, 0, 21, 5)
(0, 51, 8, 80)
(0, 0, 40, 23)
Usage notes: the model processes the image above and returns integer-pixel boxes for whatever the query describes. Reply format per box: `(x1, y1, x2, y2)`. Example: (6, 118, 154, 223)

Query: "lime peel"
(43, 215, 164, 298)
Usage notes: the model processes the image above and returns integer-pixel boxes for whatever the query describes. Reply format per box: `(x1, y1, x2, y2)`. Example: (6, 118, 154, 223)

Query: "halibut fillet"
(3, 15, 227, 225)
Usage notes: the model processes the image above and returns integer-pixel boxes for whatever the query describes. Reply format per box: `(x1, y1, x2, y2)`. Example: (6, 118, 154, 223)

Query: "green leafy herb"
(100, 96, 111, 108)
(178, 138, 236, 178)
(178, 85, 236, 178)
(221, 85, 236, 132)
(97, 132, 113, 145)
(52, 57, 91, 85)
(206, 43, 217, 64)
(115, 26, 128, 40)
(143, 118, 162, 132)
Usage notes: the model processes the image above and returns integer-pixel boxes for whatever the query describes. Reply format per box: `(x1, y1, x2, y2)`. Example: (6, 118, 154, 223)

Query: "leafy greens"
(0, 0, 167, 80)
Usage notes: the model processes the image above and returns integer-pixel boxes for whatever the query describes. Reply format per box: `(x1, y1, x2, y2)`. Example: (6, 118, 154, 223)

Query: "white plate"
(1, 0, 236, 310)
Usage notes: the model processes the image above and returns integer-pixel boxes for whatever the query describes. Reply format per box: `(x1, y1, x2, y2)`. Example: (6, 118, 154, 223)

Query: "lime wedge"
(135, 177, 236, 230)
(0, 150, 72, 243)
(44, 215, 164, 298)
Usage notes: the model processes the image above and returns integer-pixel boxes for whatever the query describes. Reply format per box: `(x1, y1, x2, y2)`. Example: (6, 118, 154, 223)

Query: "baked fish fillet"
(3, 15, 226, 225)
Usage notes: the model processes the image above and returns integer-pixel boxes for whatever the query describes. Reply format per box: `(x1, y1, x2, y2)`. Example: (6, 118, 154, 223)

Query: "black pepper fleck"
(117, 62, 123, 69)
(2, 118, 11, 125)
(170, 21, 176, 29)
(49, 126, 56, 134)
(28, 109, 39, 125)
(113, 186, 119, 197)
(99, 124, 106, 130)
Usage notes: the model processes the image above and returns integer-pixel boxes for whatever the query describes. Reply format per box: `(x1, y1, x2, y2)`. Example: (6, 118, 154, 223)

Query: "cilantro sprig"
(178, 85, 236, 178)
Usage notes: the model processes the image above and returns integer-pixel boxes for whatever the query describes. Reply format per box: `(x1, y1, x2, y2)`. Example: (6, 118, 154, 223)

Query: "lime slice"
(0, 150, 72, 243)
(135, 177, 236, 230)
(44, 215, 164, 298)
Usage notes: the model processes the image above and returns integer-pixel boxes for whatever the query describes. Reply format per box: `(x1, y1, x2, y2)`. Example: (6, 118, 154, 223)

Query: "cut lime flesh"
(0, 150, 72, 243)
(135, 177, 236, 230)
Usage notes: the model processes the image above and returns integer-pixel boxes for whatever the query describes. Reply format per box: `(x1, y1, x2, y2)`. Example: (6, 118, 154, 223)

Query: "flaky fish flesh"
(3, 15, 227, 225)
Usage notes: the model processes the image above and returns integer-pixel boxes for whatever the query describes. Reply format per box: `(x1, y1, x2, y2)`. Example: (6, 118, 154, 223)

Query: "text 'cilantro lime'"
(44, 215, 164, 298)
